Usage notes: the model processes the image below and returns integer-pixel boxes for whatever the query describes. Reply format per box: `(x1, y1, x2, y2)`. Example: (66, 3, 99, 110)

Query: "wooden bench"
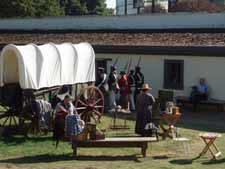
(176, 96, 225, 112)
(72, 137, 157, 157)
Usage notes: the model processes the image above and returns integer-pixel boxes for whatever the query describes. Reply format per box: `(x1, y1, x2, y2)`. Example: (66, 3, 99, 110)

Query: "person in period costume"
(191, 78, 209, 111)
(53, 95, 75, 147)
(128, 69, 135, 111)
(134, 66, 144, 105)
(65, 107, 85, 140)
(107, 65, 119, 111)
(135, 83, 155, 136)
(118, 71, 130, 111)
(96, 67, 108, 94)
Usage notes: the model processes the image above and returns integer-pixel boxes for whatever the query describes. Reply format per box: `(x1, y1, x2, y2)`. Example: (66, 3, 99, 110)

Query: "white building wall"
(0, 13, 225, 30)
(96, 53, 225, 100)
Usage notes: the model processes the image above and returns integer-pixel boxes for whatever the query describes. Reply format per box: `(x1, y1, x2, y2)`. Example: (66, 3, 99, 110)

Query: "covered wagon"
(0, 42, 104, 132)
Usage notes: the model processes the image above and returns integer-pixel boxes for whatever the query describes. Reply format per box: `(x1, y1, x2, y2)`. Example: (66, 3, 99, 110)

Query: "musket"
(113, 56, 119, 66)
(124, 58, 129, 72)
(127, 56, 132, 74)
(137, 56, 142, 67)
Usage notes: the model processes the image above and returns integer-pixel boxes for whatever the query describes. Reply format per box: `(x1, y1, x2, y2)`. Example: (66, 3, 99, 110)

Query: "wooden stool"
(198, 133, 222, 160)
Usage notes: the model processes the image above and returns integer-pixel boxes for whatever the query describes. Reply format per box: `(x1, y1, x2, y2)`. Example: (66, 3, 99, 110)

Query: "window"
(134, 0, 145, 8)
(133, 0, 138, 8)
(164, 59, 184, 90)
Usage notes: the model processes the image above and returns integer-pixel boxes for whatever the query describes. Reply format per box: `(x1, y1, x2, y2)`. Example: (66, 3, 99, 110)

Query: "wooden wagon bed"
(72, 137, 157, 157)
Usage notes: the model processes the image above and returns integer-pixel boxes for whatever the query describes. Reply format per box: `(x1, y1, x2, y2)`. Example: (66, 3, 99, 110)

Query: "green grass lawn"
(0, 110, 225, 169)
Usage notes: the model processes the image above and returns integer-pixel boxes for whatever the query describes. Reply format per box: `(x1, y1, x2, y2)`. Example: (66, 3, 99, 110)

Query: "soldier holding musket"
(134, 57, 144, 105)
(128, 69, 135, 111)
(107, 65, 119, 111)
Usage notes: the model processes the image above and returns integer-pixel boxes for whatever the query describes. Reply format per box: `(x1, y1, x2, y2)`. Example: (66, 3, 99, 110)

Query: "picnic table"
(72, 137, 157, 157)
(176, 96, 225, 112)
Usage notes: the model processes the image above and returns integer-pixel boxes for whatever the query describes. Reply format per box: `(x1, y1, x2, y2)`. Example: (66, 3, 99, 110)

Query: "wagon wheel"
(0, 107, 19, 128)
(75, 86, 104, 124)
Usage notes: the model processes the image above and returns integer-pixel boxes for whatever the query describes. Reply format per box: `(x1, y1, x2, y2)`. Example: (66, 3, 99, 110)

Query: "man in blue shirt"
(191, 78, 209, 111)
(197, 78, 209, 99)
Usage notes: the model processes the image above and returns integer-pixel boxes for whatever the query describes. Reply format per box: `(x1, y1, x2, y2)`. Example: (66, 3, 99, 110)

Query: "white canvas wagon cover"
(0, 42, 95, 89)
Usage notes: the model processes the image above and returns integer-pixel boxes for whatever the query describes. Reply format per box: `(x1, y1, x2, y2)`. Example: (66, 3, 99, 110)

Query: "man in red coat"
(118, 71, 130, 111)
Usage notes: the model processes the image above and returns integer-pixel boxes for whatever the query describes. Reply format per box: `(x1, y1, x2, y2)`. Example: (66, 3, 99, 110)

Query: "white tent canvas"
(0, 42, 95, 89)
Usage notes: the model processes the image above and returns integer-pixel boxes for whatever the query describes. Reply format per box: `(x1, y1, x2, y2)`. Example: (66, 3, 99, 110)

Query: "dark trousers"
(191, 93, 208, 111)
(134, 88, 141, 106)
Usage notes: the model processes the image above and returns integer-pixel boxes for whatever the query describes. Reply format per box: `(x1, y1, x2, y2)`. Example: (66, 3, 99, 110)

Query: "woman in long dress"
(135, 83, 155, 136)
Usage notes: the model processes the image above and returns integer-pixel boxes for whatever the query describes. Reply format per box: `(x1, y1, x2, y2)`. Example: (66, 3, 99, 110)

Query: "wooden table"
(198, 133, 222, 160)
(159, 113, 181, 139)
(72, 137, 157, 157)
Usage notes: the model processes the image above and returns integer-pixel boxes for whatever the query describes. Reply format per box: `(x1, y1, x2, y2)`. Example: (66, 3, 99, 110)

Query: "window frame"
(163, 59, 184, 90)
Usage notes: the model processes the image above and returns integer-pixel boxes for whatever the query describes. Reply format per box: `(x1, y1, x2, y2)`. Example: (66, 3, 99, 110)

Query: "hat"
(64, 94, 73, 100)
(111, 65, 117, 71)
(141, 83, 152, 90)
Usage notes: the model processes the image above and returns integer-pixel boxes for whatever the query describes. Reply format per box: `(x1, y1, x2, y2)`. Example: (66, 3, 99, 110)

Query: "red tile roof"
(0, 32, 225, 46)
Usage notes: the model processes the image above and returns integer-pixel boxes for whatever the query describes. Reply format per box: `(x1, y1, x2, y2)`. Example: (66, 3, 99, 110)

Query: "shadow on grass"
(169, 156, 203, 165)
(202, 158, 225, 165)
(0, 154, 74, 164)
(1, 135, 53, 145)
(0, 154, 139, 164)
(76, 155, 139, 162)
(176, 110, 225, 133)
(152, 155, 170, 160)
(169, 159, 193, 165)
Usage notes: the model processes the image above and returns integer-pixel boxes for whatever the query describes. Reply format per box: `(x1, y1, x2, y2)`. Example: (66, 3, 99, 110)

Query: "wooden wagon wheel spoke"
(93, 98, 103, 106)
(93, 109, 101, 118)
(76, 107, 87, 110)
(9, 116, 13, 127)
(75, 86, 104, 124)
(3, 116, 10, 126)
(77, 100, 88, 107)
(12, 116, 18, 126)
(94, 105, 104, 108)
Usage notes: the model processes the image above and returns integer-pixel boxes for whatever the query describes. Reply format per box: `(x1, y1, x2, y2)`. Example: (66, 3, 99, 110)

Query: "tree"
(34, 0, 65, 17)
(61, 0, 113, 16)
(0, 0, 64, 18)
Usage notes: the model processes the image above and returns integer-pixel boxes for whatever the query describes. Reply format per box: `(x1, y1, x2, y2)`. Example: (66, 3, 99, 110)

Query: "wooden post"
(141, 142, 148, 157)
(72, 142, 77, 157)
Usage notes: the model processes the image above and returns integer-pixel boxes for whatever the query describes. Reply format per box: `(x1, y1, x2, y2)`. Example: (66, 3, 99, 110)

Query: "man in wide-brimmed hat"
(135, 83, 155, 136)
